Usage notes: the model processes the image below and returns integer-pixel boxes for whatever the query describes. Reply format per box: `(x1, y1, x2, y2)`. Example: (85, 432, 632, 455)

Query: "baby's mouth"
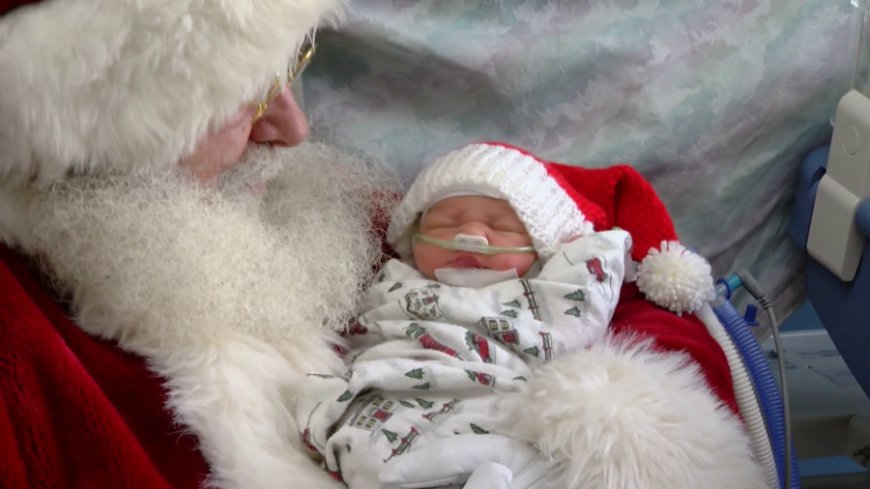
(446, 255, 483, 269)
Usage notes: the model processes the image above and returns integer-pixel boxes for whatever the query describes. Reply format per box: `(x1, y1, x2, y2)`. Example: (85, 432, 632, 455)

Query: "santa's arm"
(499, 284, 768, 489)
(0, 246, 208, 489)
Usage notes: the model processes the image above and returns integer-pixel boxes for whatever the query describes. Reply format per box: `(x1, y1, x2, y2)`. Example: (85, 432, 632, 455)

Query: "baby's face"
(413, 195, 538, 280)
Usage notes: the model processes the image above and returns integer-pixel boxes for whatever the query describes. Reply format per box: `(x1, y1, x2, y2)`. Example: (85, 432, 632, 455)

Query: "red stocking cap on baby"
(388, 142, 715, 314)
(546, 160, 716, 314)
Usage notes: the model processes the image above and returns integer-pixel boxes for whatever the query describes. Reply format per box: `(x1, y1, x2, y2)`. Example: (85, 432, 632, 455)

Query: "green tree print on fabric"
(414, 398, 434, 409)
(405, 368, 424, 379)
(388, 282, 403, 293)
(382, 429, 398, 443)
(502, 299, 521, 308)
(500, 309, 518, 318)
(564, 306, 583, 317)
(470, 423, 490, 434)
(564, 289, 586, 302)
(412, 382, 432, 390)
(337, 390, 353, 402)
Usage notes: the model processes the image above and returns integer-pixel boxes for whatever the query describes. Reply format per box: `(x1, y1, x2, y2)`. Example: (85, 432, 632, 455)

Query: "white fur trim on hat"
(387, 143, 595, 258)
(0, 0, 341, 186)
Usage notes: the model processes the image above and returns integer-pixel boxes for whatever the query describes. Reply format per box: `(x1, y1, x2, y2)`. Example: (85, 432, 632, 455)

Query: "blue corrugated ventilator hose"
(711, 272, 799, 489)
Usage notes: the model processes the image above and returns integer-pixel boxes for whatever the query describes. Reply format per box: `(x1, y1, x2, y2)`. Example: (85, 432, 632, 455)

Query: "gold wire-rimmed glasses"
(252, 31, 317, 122)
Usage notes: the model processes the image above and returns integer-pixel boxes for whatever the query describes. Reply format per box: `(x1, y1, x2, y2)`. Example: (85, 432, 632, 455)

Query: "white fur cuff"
(500, 334, 768, 489)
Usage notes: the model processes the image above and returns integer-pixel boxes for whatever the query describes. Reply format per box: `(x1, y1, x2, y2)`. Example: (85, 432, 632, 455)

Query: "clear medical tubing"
(698, 303, 780, 489)
(413, 233, 535, 255)
(711, 294, 800, 489)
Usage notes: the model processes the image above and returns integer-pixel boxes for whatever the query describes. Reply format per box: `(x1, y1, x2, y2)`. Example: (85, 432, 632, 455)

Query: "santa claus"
(0, 1, 767, 488)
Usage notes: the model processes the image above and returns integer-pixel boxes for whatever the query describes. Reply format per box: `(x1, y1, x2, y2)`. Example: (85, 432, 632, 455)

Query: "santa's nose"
(249, 86, 309, 147)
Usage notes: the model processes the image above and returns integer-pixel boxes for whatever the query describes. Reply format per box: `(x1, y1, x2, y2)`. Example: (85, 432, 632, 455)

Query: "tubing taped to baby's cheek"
(413, 233, 535, 255)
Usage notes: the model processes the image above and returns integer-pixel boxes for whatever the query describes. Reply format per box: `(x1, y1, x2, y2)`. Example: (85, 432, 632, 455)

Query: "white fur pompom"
(636, 241, 715, 315)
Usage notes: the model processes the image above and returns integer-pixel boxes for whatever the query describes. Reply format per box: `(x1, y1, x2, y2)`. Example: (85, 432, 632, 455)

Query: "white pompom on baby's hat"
(636, 241, 716, 315)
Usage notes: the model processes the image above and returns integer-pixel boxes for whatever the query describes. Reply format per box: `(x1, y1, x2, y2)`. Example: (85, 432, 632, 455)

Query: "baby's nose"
(455, 221, 490, 237)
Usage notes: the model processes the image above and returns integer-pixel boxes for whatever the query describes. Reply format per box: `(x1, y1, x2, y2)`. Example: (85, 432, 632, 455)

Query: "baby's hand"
(462, 461, 513, 489)
(378, 434, 551, 489)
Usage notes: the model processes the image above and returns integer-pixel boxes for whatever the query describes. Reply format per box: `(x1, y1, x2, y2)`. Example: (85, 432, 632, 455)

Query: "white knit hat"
(0, 0, 340, 186)
(388, 142, 716, 315)
(388, 142, 595, 259)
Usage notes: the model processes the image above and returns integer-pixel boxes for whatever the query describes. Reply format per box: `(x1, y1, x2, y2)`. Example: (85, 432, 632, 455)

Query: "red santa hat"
(0, 0, 340, 186)
(387, 142, 716, 315)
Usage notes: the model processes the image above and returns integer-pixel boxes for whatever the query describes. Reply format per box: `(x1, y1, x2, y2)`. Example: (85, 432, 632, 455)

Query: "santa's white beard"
(12, 142, 400, 489)
(27, 142, 396, 366)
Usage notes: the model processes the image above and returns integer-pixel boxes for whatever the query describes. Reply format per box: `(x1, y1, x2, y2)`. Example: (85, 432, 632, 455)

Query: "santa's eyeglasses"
(252, 31, 316, 122)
